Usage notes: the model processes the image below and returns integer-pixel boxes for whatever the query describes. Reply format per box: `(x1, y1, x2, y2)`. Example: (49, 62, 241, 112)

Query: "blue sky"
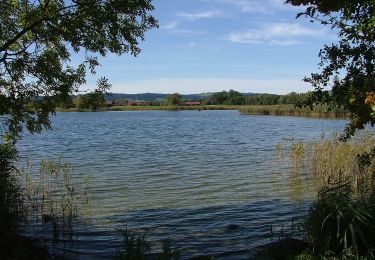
(84, 0, 337, 94)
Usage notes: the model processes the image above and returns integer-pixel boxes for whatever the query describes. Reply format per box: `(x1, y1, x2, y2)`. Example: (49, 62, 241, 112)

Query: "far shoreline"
(56, 104, 348, 119)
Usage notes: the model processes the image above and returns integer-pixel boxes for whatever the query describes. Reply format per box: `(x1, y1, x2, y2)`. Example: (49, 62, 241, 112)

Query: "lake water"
(18, 110, 347, 259)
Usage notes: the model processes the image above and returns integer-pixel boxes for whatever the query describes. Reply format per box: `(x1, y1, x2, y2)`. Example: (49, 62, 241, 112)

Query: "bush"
(305, 181, 375, 258)
(0, 143, 25, 257)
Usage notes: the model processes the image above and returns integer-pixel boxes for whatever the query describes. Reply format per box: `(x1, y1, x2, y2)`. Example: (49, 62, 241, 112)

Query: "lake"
(18, 110, 347, 259)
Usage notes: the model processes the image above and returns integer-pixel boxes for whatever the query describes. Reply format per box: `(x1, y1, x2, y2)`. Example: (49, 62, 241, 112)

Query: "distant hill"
(104, 92, 256, 102)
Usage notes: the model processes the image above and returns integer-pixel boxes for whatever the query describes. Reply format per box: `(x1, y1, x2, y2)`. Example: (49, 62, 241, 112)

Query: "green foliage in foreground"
(0, 143, 24, 258)
(287, 0, 375, 139)
(306, 182, 375, 258)
(0, 0, 157, 141)
(282, 133, 375, 258)
(0, 145, 90, 258)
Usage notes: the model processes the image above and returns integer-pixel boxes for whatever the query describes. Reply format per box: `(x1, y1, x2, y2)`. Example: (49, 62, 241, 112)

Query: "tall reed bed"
(278, 132, 375, 258)
(22, 157, 90, 243)
(281, 132, 375, 190)
(240, 104, 348, 118)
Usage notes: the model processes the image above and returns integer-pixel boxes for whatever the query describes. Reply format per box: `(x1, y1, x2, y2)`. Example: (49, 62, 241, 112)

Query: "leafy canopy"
(286, 0, 375, 139)
(166, 93, 182, 106)
(207, 90, 244, 105)
(0, 0, 157, 141)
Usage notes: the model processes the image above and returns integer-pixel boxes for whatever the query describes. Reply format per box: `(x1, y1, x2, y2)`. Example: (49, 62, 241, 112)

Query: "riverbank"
(56, 104, 348, 119)
(56, 105, 242, 112)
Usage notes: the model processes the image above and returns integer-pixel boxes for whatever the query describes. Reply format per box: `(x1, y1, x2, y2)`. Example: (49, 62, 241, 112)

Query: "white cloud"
(176, 10, 222, 21)
(202, 0, 302, 13)
(161, 21, 208, 36)
(178, 42, 197, 48)
(206, 0, 280, 13)
(161, 21, 178, 30)
(227, 23, 325, 46)
(111, 78, 310, 95)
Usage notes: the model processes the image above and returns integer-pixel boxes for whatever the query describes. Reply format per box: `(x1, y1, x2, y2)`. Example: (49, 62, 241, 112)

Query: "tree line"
(206, 90, 310, 106)
(59, 90, 311, 110)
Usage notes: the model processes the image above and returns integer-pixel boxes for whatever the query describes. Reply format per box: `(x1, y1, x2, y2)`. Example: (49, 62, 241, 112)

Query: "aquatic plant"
(280, 132, 375, 258)
(115, 227, 151, 260)
(22, 157, 90, 243)
(115, 228, 179, 260)
(157, 239, 179, 260)
(284, 132, 375, 192)
(305, 180, 375, 258)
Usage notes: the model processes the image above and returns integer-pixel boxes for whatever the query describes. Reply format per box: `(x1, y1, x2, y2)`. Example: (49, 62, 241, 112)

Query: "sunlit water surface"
(18, 110, 347, 259)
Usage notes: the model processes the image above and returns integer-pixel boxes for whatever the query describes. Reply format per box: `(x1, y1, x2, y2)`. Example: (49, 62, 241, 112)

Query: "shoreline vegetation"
(56, 104, 349, 119)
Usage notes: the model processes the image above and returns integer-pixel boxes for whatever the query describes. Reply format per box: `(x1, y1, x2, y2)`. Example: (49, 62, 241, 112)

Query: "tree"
(224, 89, 244, 105)
(73, 78, 111, 110)
(0, 0, 158, 142)
(286, 0, 375, 139)
(208, 91, 228, 105)
(166, 93, 181, 106)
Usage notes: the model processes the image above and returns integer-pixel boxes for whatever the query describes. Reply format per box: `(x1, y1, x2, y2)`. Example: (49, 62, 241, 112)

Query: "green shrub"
(0, 143, 25, 257)
(305, 180, 375, 258)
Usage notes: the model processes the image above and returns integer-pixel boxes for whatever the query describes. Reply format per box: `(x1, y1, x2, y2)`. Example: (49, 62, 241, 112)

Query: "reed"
(115, 227, 179, 260)
(282, 132, 375, 190)
(22, 157, 90, 242)
(239, 104, 348, 118)
(278, 132, 375, 258)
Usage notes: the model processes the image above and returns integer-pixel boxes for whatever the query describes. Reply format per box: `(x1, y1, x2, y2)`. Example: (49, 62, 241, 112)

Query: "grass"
(239, 104, 348, 118)
(278, 132, 375, 258)
(281, 132, 375, 190)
